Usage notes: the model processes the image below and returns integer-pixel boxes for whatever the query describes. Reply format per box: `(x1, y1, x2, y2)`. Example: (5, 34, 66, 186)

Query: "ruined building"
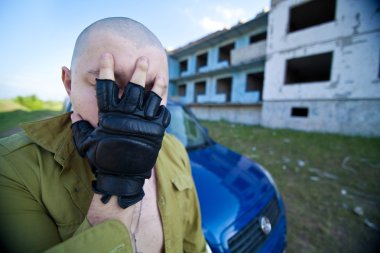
(168, 0, 380, 136)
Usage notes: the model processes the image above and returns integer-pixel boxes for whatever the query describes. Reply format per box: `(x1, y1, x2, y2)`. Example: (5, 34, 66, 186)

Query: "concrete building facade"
(263, 0, 380, 136)
(168, 13, 268, 125)
(168, 0, 380, 136)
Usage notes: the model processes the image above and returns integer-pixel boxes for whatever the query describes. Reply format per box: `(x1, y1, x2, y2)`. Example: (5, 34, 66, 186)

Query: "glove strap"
(92, 174, 145, 209)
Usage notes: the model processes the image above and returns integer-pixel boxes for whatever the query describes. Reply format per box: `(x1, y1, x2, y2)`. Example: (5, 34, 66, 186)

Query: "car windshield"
(167, 104, 210, 149)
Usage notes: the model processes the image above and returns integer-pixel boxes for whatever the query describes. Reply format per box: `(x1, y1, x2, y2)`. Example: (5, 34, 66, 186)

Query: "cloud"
(198, 5, 248, 32)
(199, 17, 226, 32)
(215, 5, 246, 22)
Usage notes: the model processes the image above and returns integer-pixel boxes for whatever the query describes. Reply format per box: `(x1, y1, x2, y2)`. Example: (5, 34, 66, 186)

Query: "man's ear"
(61, 66, 72, 96)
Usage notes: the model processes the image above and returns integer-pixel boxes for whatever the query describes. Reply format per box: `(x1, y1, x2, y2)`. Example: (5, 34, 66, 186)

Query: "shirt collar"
(20, 112, 75, 167)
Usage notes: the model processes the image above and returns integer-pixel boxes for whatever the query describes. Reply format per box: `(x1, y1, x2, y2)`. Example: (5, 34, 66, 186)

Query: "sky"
(0, 0, 270, 101)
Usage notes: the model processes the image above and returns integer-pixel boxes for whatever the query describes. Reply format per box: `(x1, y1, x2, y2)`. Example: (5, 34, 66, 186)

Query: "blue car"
(166, 101, 287, 253)
(64, 99, 287, 252)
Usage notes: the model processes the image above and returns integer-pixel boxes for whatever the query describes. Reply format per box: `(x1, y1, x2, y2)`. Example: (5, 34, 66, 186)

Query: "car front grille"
(228, 197, 280, 253)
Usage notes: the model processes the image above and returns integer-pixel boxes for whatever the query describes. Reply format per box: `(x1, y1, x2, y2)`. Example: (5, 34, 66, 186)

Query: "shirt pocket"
(171, 173, 193, 191)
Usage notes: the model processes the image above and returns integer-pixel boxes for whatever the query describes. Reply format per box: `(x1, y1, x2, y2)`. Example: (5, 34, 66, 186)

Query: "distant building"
(168, 0, 380, 136)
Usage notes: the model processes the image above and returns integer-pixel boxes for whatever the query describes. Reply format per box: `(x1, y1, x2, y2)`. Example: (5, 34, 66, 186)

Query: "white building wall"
(264, 32, 380, 100)
(262, 0, 380, 136)
(190, 105, 262, 125)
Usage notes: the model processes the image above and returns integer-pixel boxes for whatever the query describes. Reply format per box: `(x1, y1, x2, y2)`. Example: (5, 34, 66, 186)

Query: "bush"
(13, 95, 45, 110)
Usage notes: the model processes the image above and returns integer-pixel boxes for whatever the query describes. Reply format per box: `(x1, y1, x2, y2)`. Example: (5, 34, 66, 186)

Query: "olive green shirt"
(0, 113, 206, 253)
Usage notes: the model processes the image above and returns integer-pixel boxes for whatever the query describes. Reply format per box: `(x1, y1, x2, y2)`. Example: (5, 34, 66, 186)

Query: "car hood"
(188, 143, 274, 246)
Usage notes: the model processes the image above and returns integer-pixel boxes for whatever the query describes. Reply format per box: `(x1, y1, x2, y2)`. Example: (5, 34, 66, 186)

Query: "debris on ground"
(283, 138, 291, 143)
(310, 176, 320, 181)
(282, 156, 291, 163)
(298, 160, 306, 167)
(322, 172, 338, 180)
(251, 146, 256, 152)
(341, 189, 347, 196)
(364, 219, 379, 231)
(341, 156, 356, 173)
(309, 168, 321, 174)
(308, 168, 338, 180)
(353, 206, 364, 216)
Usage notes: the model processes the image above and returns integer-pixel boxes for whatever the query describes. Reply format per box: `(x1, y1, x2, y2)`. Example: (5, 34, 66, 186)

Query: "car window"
(167, 105, 210, 149)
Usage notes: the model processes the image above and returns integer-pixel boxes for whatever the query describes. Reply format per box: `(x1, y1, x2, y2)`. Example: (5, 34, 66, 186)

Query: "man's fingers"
(130, 57, 149, 88)
(71, 111, 83, 123)
(99, 53, 115, 81)
(151, 75, 168, 98)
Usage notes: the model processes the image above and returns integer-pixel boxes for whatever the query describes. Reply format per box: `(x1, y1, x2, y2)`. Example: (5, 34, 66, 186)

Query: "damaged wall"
(262, 0, 380, 136)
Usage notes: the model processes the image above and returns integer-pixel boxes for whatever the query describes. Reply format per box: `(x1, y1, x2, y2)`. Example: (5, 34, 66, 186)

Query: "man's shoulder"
(161, 133, 188, 160)
(162, 133, 186, 151)
(158, 133, 191, 176)
(0, 131, 34, 156)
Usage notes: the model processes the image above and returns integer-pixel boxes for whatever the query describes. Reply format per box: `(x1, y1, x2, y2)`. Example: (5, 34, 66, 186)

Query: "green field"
(0, 99, 62, 135)
(201, 120, 380, 253)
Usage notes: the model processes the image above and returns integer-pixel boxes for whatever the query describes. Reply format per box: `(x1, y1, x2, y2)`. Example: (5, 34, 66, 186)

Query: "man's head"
(62, 17, 168, 126)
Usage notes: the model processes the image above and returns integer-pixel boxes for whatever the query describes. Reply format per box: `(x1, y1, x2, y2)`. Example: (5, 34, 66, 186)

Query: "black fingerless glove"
(71, 79, 171, 208)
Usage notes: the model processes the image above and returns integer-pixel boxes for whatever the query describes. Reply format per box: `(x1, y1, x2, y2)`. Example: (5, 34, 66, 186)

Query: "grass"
(0, 110, 62, 133)
(201, 120, 380, 253)
(0, 99, 63, 134)
(0, 100, 28, 112)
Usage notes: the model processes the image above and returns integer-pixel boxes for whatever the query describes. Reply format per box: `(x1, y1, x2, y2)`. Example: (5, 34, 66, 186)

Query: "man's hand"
(71, 53, 170, 209)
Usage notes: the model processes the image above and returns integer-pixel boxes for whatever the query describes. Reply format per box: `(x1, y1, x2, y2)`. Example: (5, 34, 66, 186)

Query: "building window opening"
(196, 52, 208, 71)
(178, 84, 186, 96)
(194, 81, 206, 103)
(285, 52, 333, 84)
(291, 107, 309, 117)
(249, 32, 267, 44)
(179, 59, 188, 73)
(216, 77, 232, 102)
(288, 0, 336, 33)
(246, 72, 264, 101)
(218, 43, 235, 64)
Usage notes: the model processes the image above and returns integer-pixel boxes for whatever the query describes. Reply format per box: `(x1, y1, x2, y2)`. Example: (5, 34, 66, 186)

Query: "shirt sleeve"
(0, 155, 133, 253)
(44, 220, 132, 253)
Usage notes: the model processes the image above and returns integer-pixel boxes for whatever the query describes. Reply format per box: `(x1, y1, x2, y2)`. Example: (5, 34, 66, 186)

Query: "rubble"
(341, 156, 356, 173)
(298, 160, 305, 167)
(282, 156, 291, 163)
(322, 172, 338, 180)
(353, 206, 364, 216)
(310, 176, 320, 181)
(364, 219, 379, 231)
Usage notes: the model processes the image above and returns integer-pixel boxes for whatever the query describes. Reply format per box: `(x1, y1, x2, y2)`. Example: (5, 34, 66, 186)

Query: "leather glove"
(71, 79, 171, 208)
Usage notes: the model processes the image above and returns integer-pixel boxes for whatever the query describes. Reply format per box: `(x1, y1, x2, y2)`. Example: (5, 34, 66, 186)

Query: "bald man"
(0, 17, 206, 253)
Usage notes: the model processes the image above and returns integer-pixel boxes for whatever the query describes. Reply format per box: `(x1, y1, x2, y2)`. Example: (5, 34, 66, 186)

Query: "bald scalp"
(71, 17, 164, 69)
